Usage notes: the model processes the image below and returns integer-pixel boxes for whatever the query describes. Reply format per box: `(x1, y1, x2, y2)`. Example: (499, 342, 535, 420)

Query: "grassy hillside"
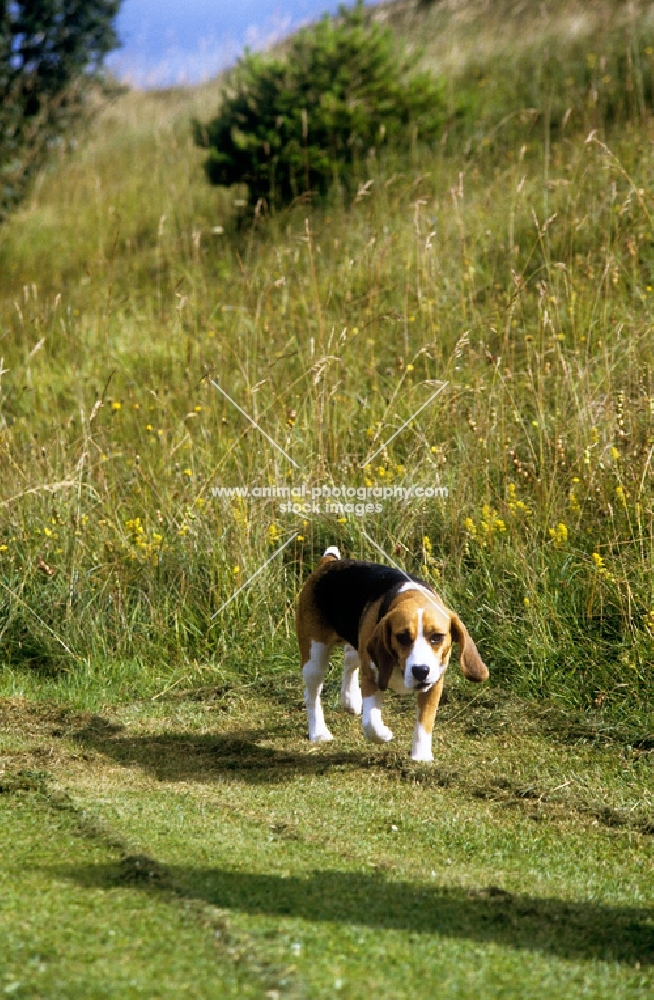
(0, 4, 652, 998)
(0, 0, 653, 739)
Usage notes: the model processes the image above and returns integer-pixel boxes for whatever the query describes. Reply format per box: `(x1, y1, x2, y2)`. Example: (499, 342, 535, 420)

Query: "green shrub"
(194, 1, 449, 209)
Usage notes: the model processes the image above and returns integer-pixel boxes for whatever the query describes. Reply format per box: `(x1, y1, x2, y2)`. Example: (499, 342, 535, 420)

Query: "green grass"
(3, 106, 654, 723)
(1, 684, 652, 998)
(0, 1, 654, 994)
(0, 791, 267, 998)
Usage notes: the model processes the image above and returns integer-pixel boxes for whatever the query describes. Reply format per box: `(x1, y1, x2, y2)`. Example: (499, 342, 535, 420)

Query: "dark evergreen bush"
(195, 1, 449, 210)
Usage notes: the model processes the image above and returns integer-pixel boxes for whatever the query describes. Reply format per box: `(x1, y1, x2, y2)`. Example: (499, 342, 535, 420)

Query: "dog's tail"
(322, 545, 341, 561)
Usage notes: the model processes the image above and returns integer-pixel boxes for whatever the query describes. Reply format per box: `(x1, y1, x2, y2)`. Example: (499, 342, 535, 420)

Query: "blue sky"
(107, 1, 364, 88)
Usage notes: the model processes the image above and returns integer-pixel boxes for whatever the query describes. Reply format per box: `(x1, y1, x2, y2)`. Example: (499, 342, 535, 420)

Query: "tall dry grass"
(0, 1, 652, 733)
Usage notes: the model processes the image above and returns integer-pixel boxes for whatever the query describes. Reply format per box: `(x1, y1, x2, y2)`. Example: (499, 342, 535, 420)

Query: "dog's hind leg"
(339, 644, 362, 715)
(302, 641, 334, 742)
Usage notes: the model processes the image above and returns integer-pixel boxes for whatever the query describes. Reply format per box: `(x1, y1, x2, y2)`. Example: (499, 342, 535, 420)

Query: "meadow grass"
(1, 51, 653, 726)
(0, 4, 653, 993)
(1, 680, 652, 998)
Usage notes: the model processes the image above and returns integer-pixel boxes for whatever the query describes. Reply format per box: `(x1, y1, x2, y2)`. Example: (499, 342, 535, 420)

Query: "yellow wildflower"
(233, 499, 248, 529)
(479, 504, 506, 536)
(591, 551, 612, 580)
(549, 522, 568, 548)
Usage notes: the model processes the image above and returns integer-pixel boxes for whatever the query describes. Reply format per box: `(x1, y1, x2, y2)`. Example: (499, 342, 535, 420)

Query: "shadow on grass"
(71, 716, 373, 783)
(47, 857, 654, 966)
(69, 714, 654, 835)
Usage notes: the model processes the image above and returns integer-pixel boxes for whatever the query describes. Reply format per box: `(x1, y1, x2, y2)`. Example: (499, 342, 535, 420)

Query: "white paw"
(411, 749, 434, 763)
(363, 724, 394, 744)
(309, 729, 334, 743)
(340, 690, 363, 716)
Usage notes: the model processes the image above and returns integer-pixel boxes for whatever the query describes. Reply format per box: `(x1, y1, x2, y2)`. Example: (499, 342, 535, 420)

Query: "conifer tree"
(195, 1, 448, 210)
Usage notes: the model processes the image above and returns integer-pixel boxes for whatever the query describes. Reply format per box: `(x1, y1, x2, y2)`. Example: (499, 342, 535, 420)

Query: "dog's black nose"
(412, 665, 429, 682)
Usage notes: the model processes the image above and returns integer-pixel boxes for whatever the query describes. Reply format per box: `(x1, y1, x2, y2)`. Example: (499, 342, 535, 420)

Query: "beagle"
(296, 546, 489, 762)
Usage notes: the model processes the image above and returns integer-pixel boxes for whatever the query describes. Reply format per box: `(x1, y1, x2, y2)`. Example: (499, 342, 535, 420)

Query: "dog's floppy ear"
(450, 614, 489, 682)
(366, 615, 396, 691)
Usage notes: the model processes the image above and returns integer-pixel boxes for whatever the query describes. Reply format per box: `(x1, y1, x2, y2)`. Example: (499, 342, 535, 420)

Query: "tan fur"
(450, 613, 489, 682)
(417, 678, 445, 734)
(296, 557, 489, 757)
(296, 553, 341, 665)
(362, 591, 452, 690)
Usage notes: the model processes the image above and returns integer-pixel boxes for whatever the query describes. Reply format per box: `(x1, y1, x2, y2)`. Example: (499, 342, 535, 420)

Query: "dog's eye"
(395, 630, 412, 647)
(428, 633, 444, 646)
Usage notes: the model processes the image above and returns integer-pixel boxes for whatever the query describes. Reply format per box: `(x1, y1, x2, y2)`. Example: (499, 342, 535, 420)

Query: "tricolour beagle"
(296, 546, 489, 762)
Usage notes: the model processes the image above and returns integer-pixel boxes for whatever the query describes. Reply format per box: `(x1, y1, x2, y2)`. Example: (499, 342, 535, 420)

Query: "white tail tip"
(323, 545, 341, 559)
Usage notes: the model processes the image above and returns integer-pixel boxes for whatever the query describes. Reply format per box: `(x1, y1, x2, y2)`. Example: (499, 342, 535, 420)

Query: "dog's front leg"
(411, 678, 444, 762)
(302, 641, 333, 742)
(360, 674, 393, 743)
(340, 644, 363, 715)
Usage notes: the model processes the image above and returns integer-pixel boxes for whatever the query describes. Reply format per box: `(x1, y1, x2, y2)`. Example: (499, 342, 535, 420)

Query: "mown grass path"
(1, 681, 652, 998)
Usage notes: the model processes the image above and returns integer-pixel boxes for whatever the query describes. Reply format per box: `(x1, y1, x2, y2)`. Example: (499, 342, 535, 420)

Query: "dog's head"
(366, 586, 488, 692)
